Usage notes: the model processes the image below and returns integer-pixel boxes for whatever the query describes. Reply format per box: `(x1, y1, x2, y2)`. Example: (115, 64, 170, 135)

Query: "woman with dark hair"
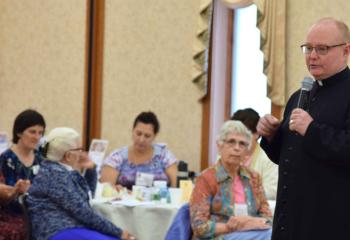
(100, 111, 178, 189)
(0, 109, 46, 240)
(231, 108, 278, 200)
(0, 109, 46, 186)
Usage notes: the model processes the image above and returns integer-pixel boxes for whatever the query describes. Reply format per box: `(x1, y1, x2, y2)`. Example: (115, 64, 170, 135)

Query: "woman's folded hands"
(0, 179, 30, 203)
(226, 216, 271, 232)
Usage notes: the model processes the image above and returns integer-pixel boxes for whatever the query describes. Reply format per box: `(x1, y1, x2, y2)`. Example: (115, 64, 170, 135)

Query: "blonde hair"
(45, 127, 80, 162)
(216, 120, 252, 149)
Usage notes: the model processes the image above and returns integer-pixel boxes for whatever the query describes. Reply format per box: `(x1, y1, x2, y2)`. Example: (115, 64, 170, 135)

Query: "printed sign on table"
(88, 139, 109, 167)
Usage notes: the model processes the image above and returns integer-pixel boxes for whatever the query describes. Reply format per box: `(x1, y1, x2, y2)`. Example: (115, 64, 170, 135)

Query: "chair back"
(18, 194, 31, 240)
(177, 160, 189, 187)
(165, 203, 193, 240)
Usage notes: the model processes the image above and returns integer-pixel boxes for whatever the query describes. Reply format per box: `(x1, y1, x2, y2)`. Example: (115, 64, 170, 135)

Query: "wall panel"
(102, 0, 202, 171)
(0, 0, 87, 136)
(286, 0, 350, 97)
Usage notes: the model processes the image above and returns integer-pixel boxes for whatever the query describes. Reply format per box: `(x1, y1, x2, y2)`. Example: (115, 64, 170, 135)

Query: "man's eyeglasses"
(223, 139, 249, 149)
(300, 43, 346, 55)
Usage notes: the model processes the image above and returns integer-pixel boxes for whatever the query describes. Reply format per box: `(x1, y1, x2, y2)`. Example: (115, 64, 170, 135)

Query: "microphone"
(296, 77, 314, 110)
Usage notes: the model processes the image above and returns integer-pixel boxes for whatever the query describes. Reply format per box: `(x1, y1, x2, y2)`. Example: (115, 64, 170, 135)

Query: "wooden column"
(271, 103, 282, 120)
(83, 0, 105, 149)
(224, 10, 234, 120)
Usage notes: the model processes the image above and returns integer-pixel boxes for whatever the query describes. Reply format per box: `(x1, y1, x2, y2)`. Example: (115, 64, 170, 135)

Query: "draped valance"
(192, 0, 286, 106)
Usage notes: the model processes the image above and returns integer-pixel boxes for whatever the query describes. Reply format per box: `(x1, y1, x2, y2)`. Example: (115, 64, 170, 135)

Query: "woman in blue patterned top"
(0, 109, 45, 187)
(100, 111, 178, 189)
(0, 109, 45, 221)
(27, 127, 135, 240)
(0, 109, 45, 240)
(0, 176, 30, 240)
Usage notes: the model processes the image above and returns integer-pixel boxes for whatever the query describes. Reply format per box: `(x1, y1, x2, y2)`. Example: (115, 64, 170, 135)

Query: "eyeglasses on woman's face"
(64, 147, 84, 157)
(223, 138, 249, 149)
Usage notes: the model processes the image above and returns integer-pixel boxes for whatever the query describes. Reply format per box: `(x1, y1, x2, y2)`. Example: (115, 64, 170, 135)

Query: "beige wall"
(102, 0, 203, 172)
(0, 0, 87, 136)
(2, 0, 350, 172)
(0, 0, 203, 172)
(286, 0, 350, 97)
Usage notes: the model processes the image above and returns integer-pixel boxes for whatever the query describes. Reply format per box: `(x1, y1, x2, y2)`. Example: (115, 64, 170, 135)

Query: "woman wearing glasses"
(190, 120, 272, 240)
(27, 127, 135, 240)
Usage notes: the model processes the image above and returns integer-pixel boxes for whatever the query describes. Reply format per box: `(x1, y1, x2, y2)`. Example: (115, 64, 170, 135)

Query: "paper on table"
(91, 197, 116, 204)
(110, 199, 155, 207)
(179, 180, 193, 203)
(168, 188, 182, 206)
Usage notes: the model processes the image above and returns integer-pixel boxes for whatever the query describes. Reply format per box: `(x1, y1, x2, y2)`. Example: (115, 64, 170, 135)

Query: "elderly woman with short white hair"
(27, 127, 135, 240)
(190, 120, 272, 240)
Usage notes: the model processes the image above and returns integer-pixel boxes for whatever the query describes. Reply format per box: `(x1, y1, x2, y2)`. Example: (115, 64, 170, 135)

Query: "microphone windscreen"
(301, 76, 314, 91)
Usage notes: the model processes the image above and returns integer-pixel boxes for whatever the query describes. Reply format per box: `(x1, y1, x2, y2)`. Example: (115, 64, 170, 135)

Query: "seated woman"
(0, 109, 45, 239)
(100, 111, 178, 189)
(27, 127, 135, 240)
(0, 175, 30, 240)
(0, 109, 46, 187)
(231, 108, 278, 200)
(190, 120, 272, 240)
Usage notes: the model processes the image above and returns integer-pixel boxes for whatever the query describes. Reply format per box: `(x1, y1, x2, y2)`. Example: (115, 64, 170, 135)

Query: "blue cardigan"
(27, 160, 122, 240)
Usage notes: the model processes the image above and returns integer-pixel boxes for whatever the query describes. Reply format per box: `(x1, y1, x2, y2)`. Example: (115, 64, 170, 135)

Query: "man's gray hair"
(216, 120, 253, 148)
(45, 127, 80, 162)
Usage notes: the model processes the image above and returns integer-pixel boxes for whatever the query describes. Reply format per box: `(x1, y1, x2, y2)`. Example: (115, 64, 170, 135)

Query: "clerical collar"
(316, 67, 350, 87)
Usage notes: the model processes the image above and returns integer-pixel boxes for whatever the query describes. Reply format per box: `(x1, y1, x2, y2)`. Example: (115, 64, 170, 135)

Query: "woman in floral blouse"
(100, 111, 178, 189)
(190, 120, 272, 240)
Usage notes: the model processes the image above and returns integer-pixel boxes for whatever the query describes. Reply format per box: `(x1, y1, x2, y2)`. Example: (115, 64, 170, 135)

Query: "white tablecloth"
(92, 200, 181, 240)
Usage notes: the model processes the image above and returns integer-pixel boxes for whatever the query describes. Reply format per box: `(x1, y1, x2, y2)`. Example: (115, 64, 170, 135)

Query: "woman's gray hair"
(45, 127, 80, 162)
(216, 120, 253, 149)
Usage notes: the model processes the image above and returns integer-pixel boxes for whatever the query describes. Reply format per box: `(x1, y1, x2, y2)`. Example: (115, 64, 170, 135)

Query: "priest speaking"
(257, 17, 350, 240)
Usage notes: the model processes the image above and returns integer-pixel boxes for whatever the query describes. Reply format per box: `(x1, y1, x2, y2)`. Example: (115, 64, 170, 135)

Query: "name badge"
(235, 204, 248, 216)
(135, 172, 154, 187)
(32, 165, 40, 175)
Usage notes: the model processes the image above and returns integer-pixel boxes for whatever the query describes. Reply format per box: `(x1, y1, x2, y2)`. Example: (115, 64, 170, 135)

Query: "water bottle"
(153, 180, 169, 203)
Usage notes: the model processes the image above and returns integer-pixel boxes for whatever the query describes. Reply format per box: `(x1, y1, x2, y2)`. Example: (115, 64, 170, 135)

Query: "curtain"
(221, 0, 253, 8)
(192, 0, 213, 99)
(192, 0, 286, 106)
(255, 0, 286, 106)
